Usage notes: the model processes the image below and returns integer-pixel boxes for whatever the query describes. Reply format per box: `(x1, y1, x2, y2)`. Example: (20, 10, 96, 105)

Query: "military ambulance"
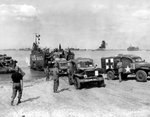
(101, 54, 150, 82)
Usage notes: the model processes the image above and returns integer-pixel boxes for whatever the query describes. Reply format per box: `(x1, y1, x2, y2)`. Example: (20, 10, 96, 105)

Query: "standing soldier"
(68, 60, 75, 85)
(11, 66, 25, 106)
(117, 60, 123, 82)
(52, 62, 59, 93)
(45, 66, 50, 81)
(13, 61, 25, 76)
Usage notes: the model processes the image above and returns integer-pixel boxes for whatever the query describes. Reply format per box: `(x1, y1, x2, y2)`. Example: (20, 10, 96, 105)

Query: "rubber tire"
(97, 80, 106, 87)
(121, 74, 127, 80)
(74, 77, 81, 89)
(107, 70, 115, 80)
(136, 70, 147, 82)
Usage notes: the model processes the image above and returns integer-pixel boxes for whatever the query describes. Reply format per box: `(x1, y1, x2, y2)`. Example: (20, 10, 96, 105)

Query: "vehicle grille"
(60, 69, 67, 73)
(86, 71, 95, 77)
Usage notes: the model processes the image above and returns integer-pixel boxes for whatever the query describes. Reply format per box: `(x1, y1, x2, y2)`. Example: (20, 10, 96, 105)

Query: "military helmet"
(15, 66, 20, 72)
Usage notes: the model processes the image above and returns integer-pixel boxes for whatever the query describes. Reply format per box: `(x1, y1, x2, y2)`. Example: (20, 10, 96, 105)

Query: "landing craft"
(30, 34, 75, 71)
(0, 54, 16, 73)
(30, 34, 51, 70)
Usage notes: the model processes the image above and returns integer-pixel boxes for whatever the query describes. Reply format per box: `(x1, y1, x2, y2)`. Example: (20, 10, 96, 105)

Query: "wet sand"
(1, 76, 150, 117)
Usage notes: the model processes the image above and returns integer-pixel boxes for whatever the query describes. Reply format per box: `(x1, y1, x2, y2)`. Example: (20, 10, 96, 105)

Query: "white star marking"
(125, 66, 131, 73)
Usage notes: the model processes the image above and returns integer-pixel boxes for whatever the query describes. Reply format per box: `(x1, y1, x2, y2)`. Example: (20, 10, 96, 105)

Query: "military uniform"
(45, 67, 50, 81)
(11, 71, 23, 105)
(117, 61, 123, 82)
(68, 61, 75, 83)
(11, 65, 25, 105)
(52, 66, 59, 93)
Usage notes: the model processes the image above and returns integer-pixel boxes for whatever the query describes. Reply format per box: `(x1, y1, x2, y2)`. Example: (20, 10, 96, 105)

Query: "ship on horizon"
(94, 40, 107, 51)
(127, 45, 139, 51)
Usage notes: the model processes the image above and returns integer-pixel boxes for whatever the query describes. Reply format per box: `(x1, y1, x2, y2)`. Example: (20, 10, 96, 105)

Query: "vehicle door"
(0, 62, 7, 73)
(121, 57, 132, 73)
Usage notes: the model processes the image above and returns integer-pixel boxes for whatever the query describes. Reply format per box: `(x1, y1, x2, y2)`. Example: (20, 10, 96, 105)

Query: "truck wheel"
(74, 77, 81, 89)
(97, 80, 106, 87)
(136, 70, 147, 82)
(107, 71, 115, 80)
(121, 74, 127, 80)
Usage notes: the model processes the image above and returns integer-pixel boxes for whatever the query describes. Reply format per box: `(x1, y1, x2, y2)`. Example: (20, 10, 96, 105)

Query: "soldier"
(52, 62, 59, 93)
(68, 60, 75, 84)
(117, 60, 123, 82)
(13, 61, 25, 76)
(11, 66, 24, 106)
(45, 66, 50, 81)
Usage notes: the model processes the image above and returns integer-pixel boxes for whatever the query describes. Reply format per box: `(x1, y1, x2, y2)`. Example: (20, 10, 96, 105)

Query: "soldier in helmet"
(117, 60, 123, 82)
(45, 66, 50, 81)
(11, 63, 25, 106)
(52, 62, 59, 93)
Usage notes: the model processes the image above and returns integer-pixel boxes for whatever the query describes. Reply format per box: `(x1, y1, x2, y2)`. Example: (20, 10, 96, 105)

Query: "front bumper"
(148, 72, 150, 76)
(59, 73, 68, 76)
(79, 77, 104, 83)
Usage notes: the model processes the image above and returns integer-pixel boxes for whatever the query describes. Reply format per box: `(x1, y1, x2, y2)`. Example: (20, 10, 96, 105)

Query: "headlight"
(95, 71, 99, 76)
(84, 74, 87, 78)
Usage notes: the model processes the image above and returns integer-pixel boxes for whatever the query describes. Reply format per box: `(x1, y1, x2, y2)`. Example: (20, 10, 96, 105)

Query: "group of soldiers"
(10, 59, 124, 106)
(11, 61, 60, 106)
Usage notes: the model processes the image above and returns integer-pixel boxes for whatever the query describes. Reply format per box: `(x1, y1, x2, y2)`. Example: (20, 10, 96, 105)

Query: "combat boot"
(17, 99, 21, 105)
(11, 100, 14, 106)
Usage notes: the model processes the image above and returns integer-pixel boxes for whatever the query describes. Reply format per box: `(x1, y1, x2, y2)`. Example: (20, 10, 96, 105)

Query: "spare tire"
(107, 70, 115, 80)
(136, 70, 147, 82)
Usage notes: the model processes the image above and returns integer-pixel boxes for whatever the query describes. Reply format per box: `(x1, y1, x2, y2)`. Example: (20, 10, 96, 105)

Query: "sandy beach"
(1, 75, 150, 117)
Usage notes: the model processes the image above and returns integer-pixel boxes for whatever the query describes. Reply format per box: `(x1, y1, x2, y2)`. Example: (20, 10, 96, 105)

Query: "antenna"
(34, 33, 40, 45)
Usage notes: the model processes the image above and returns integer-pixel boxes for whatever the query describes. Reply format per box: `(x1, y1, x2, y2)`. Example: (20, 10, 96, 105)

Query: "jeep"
(55, 58, 68, 76)
(68, 57, 105, 89)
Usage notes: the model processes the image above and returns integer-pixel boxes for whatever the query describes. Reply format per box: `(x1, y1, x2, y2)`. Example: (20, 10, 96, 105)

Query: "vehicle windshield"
(78, 61, 93, 68)
(0, 62, 4, 67)
(132, 57, 143, 62)
(59, 62, 68, 67)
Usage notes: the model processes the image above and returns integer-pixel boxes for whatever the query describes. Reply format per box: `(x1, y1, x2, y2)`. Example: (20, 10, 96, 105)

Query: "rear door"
(102, 57, 114, 70)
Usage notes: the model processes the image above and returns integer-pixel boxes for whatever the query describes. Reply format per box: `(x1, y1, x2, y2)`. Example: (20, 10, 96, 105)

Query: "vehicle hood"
(79, 67, 104, 73)
(78, 67, 95, 71)
(59, 66, 68, 70)
(134, 62, 150, 68)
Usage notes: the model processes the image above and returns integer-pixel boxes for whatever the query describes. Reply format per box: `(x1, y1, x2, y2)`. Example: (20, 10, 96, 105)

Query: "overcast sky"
(0, 0, 150, 49)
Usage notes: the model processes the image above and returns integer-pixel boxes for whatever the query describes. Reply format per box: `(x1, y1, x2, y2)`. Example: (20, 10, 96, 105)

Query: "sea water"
(0, 50, 150, 82)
